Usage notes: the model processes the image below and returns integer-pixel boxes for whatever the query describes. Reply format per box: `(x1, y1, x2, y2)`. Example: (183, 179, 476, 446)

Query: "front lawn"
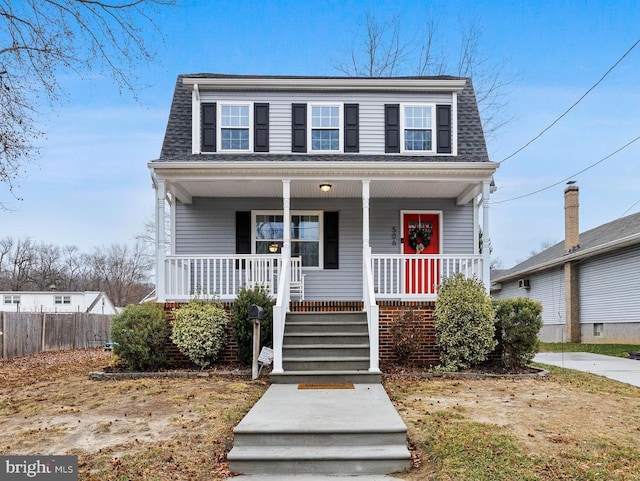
(538, 342, 640, 358)
(2, 349, 640, 480)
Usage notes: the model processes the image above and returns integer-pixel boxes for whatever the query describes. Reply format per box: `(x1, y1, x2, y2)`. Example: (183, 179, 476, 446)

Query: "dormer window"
(200, 102, 269, 153)
(310, 105, 342, 151)
(220, 104, 251, 151)
(403, 105, 434, 152)
(385, 103, 452, 154)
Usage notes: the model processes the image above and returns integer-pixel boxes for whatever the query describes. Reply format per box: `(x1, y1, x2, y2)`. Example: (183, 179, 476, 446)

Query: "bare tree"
(29, 242, 62, 290)
(334, 12, 513, 137)
(88, 241, 153, 306)
(59, 245, 88, 291)
(0, 0, 177, 205)
(5, 237, 36, 290)
(335, 13, 408, 77)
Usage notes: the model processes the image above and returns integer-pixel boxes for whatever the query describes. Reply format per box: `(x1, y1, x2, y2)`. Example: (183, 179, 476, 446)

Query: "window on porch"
(253, 211, 321, 267)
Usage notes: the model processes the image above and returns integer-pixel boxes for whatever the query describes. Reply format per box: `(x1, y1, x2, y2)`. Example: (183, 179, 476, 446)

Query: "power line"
(492, 135, 640, 204)
(498, 38, 640, 165)
(619, 199, 640, 218)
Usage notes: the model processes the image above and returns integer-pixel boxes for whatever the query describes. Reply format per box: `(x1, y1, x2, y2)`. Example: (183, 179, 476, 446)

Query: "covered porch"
(150, 160, 497, 373)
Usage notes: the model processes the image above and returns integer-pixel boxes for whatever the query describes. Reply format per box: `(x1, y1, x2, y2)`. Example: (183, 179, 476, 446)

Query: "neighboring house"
(149, 74, 498, 373)
(0, 291, 118, 315)
(492, 185, 640, 344)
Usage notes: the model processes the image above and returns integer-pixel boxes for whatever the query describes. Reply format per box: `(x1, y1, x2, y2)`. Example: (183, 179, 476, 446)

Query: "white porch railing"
(363, 247, 380, 373)
(164, 255, 290, 301)
(370, 254, 483, 300)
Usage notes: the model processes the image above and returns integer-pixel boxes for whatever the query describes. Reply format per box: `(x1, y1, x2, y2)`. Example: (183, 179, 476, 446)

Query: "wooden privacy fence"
(0, 312, 112, 358)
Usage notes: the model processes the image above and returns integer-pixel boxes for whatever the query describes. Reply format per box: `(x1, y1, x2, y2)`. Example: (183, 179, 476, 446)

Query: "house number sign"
(391, 226, 398, 246)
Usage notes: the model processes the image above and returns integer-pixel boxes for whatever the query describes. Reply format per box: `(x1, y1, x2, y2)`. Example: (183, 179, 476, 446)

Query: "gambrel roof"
(493, 211, 640, 282)
(154, 73, 489, 163)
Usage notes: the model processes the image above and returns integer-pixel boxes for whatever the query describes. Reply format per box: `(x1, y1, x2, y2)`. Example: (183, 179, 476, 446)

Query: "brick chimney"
(564, 184, 579, 253)
(564, 182, 581, 342)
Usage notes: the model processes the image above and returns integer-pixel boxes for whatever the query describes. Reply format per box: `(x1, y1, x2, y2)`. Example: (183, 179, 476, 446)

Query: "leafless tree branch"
(0, 0, 177, 206)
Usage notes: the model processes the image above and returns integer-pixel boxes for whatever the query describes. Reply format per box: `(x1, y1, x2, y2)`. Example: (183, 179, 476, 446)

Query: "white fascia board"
(182, 77, 467, 93)
(494, 232, 640, 283)
(149, 161, 498, 182)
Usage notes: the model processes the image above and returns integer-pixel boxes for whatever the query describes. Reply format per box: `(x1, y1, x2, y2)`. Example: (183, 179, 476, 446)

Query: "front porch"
(151, 162, 496, 376)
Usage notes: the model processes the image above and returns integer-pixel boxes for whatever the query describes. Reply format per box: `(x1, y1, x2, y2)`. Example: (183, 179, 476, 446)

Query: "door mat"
(298, 383, 355, 390)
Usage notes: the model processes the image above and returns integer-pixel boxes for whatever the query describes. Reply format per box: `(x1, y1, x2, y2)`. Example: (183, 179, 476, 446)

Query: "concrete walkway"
(227, 383, 409, 479)
(534, 352, 640, 388)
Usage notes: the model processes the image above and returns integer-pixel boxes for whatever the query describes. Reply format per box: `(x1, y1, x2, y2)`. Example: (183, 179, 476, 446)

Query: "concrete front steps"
(270, 312, 381, 384)
(226, 384, 410, 476)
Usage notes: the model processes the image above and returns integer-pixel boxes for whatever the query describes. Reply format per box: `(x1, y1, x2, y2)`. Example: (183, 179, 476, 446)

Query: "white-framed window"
(309, 104, 342, 152)
(54, 295, 71, 305)
(402, 104, 435, 152)
(253, 211, 322, 267)
(3, 295, 20, 305)
(219, 103, 252, 151)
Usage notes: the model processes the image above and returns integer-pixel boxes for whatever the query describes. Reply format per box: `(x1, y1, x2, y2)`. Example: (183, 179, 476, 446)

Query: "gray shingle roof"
(494, 211, 640, 281)
(155, 73, 489, 162)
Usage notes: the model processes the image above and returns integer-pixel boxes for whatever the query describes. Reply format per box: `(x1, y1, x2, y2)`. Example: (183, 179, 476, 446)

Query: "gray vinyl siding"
(199, 91, 452, 155)
(580, 244, 640, 324)
(494, 267, 565, 326)
(175, 197, 474, 300)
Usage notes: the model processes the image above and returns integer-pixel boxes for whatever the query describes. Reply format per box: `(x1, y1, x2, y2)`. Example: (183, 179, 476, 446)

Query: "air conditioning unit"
(518, 279, 530, 289)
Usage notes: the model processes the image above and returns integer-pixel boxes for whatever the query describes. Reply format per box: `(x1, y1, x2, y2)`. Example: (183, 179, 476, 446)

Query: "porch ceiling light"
(319, 183, 332, 192)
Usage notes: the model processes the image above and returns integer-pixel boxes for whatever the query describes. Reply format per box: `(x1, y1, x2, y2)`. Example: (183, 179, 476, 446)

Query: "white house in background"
(492, 185, 640, 344)
(0, 291, 118, 314)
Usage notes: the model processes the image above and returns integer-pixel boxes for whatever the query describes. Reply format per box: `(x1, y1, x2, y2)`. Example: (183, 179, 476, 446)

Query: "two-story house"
(149, 74, 497, 378)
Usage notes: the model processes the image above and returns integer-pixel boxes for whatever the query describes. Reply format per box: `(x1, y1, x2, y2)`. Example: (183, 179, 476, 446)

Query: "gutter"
(181, 77, 468, 93)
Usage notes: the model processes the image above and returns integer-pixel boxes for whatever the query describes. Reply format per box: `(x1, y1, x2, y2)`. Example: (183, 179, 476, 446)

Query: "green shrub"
(110, 303, 169, 371)
(493, 297, 543, 370)
(171, 300, 229, 368)
(390, 309, 423, 366)
(231, 287, 274, 365)
(434, 274, 496, 371)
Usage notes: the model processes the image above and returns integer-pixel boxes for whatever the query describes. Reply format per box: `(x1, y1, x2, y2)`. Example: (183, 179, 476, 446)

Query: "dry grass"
(2, 350, 640, 480)
(0, 349, 267, 480)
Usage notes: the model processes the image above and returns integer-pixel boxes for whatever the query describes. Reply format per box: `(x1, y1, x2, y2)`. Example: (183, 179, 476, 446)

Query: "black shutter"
(254, 103, 269, 152)
(291, 103, 307, 152)
(344, 104, 359, 153)
(436, 104, 452, 154)
(384, 104, 400, 153)
(324, 212, 339, 270)
(201, 103, 217, 152)
(236, 211, 251, 254)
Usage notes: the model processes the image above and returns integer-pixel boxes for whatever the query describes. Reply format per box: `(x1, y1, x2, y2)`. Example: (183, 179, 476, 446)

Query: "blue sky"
(1, 0, 639, 267)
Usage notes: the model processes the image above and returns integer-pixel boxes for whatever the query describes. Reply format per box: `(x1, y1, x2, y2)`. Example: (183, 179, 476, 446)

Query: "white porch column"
(362, 180, 370, 249)
(282, 180, 291, 257)
(481, 180, 491, 293)
(155, 178, 167, 302)
(272, 180, 291, 375)
(362, 180, 380, 373)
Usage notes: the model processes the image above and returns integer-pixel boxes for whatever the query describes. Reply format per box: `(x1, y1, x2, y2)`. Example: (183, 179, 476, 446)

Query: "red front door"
(403, 213, 440, 295)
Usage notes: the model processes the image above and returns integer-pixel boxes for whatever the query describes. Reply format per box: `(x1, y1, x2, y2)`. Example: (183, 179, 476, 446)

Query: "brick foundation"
(160, 300, 441, 368)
